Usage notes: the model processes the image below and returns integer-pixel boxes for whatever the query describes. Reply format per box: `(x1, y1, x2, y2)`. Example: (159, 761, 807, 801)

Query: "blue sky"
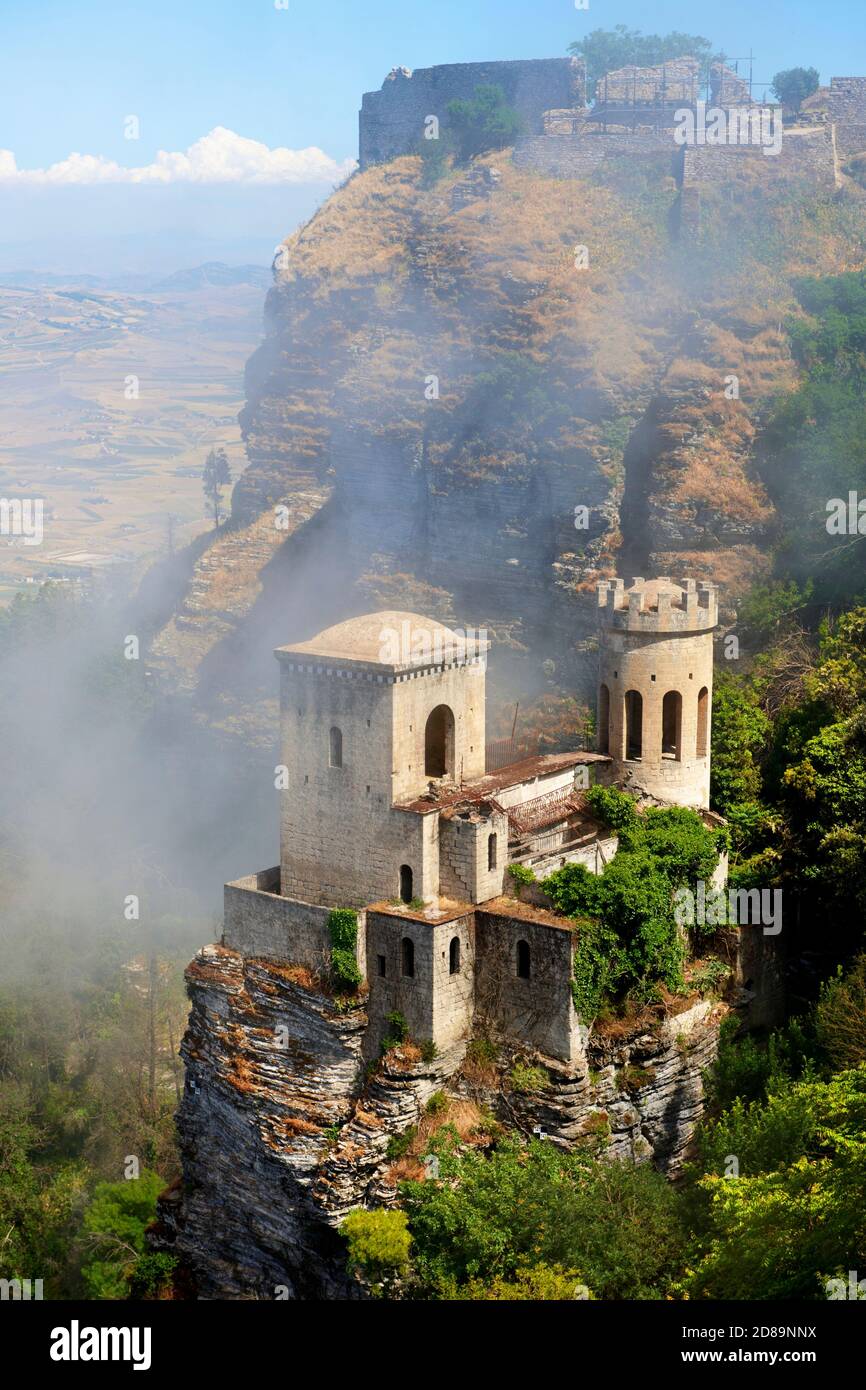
(3, 0, 865, 167)
(1, 0, 864, 274)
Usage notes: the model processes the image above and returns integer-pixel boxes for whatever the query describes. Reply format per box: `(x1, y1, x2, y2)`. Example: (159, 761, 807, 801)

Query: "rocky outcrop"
(153, 943, 726, 1296)
(146, 145, 861, 727)
(152, 944, 467, 1298)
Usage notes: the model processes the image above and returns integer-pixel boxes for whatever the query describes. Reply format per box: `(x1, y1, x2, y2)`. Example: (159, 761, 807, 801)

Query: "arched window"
(516, 939, 531, 979)
(424, 704, 455, 779)
(624, 690, 643, 760)
(401, 937, 415, 978)
(329, 726, 343, 768)
(697, 686, 709, 757)
(488, 833, 498, 871)
(399, 864, 413, 905)
(449, 936, 461, 975)
(662, 691, 682, 760)
(598, 683, 610, 755)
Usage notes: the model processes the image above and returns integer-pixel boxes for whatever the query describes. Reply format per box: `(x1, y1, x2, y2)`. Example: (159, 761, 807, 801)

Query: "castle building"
(222, 583, 719, 1061)
(596, 577, 717, 809)
(359, 57, 586, 168)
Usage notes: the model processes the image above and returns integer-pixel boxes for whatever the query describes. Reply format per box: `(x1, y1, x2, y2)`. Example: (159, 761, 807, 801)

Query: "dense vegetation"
(343, 1002, 866, 1300)
(542, 788, 727, 1018)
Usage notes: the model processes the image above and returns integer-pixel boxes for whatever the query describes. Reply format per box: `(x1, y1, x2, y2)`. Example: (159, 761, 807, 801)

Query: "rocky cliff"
(149, 146, 864, 739)
(152, 942, 727, 1298)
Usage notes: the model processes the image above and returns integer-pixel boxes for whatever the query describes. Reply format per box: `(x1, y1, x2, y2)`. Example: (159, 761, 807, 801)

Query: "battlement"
(358, 57, 585, 168)
(597, 576, 719, 633)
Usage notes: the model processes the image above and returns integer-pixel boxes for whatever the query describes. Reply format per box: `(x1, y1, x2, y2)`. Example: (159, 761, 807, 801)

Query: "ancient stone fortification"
(597, 577, 717, 809)
(154, 587, 787, 1296)
(359, 57, 585, 168)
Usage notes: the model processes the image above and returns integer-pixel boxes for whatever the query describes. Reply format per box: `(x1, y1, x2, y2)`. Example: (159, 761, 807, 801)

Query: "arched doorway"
(598, 683, 610, 755)
(624, 690, 643, 760)
(425, 704, 455, 778)
(697, 686, 709, 757)
(401, 937, 415, 977)
(662, 691, 682, 760)
(449, 937, 461, 975)
(399, 865, 413, 904)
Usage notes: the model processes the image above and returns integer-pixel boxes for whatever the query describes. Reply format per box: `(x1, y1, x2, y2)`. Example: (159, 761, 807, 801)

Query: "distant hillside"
(0, 262, 271, 294)
(148, 262, 271, 292)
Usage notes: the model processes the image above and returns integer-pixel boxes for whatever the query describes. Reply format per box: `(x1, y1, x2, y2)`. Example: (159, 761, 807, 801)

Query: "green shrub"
(419, 1039, 439, 1063)
(507, 864, 536, 887)
(328, 909, 361, 993)
(689, 959, 732, 995)
(386, 1126, 417, 1161)
(343, 1208, 411, 1294)
(426, 1090, 449, 1116)
(816, 955, 866, 1070)
(446, 84, 522, 163)
(127, 1252, 177, 1300)
(401, 1135, 685, 1300)
(466, 1038, 498, 1067)
(381, 1011, 410, 1053)
(509, 1062, 550, 1093)
(386, 1011, 409, 1042)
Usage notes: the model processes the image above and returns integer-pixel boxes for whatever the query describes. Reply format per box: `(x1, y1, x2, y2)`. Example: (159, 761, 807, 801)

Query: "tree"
(79, 1169, 166, 1299)
(446, 85, 522, 164)
(685, 1066, 866, 1300)
(401, 1134, 685, 1300)
(771, 67, 820, 112)
(202, 447, 231, 528)
(568, 26, 715, 101)
(343, 1209, 411, 1295)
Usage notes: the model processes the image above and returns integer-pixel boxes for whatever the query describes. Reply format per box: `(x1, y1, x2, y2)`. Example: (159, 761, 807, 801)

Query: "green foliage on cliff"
(328, 908, 362, 993)
(400, 1133, 684, 1300)
(446, 84, 522, 163)
(343, 1209, 411, 1294)
(763, 270, 866, 601)
(683, 1065, 866, 1300)
(545, 790, 725, 1018)
(711, 602, 866, 950)
(80, 1169, 167, 1300)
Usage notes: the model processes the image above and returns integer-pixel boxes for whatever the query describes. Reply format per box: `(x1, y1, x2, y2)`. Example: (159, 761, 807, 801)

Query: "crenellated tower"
(596, 576, 718, 809)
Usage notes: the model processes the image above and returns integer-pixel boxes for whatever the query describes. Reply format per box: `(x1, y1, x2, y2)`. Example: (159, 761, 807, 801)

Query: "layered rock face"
(148, 146, 866, 732)
(153, 943, 726, 1297)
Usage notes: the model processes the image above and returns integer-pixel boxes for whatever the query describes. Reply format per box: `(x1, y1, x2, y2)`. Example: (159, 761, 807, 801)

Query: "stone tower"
(275, 611, 488, 908)
(596, 577, 718, 809)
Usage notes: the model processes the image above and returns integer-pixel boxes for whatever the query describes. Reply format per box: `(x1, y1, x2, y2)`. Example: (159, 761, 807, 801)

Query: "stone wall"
(681, 127, 837, 188)
(224, 873, 332, 971)
(475, 906, 579, 1063)
(277, 655, 487, 906)
(438, 805, 510, 902)
(359, 58, 585, 168)
(513, 129, 677, 180)
(365, 907, 475, 1055)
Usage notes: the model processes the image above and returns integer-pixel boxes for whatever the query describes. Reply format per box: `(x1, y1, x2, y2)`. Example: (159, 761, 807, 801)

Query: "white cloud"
(0, 127, 355, 186)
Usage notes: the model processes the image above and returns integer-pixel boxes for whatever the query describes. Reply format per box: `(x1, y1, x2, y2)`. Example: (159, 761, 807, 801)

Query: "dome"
(277, 610, 487, 670)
